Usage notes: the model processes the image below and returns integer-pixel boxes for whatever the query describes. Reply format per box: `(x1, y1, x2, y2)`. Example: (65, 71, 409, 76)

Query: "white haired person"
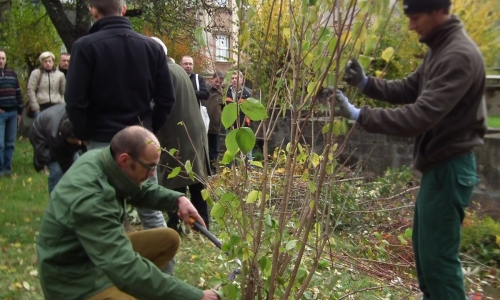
(27, 51, 66, 117)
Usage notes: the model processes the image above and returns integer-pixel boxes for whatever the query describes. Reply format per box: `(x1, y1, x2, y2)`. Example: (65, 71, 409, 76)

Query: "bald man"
(37, 126, 218, 300)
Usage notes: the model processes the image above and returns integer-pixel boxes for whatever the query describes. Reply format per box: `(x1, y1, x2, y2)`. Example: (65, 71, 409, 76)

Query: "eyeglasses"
(129, 155, 158, 172)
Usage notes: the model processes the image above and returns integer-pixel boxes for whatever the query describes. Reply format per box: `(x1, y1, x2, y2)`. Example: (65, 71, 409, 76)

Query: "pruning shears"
(189, 218, 242, 281)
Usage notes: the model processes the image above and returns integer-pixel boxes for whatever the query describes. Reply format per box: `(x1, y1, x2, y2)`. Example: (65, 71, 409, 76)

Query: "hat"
(150, 37, 168, 56)
(403, 0, 451, 14)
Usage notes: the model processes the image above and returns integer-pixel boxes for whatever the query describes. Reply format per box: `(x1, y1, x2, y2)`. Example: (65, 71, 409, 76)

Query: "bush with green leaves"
(461, 215, 500, 267)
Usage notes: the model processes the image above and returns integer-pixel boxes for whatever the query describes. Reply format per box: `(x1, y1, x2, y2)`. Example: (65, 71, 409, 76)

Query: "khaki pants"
(87, 228, 180, 300)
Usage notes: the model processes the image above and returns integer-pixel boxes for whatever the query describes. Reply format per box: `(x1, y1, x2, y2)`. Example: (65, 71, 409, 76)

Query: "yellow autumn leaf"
(496, 235, 500, 247)
(24, 217, 30, 222)
(381, 47, 394, 63)
(13, 242, 21, 248)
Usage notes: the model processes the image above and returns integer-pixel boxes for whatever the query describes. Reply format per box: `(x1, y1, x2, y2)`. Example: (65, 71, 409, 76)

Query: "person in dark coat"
(180, 56, 210, 105)
(65, 0, 176, 230)
(28, 103, 85, 194)
(151, 38, 210, 231)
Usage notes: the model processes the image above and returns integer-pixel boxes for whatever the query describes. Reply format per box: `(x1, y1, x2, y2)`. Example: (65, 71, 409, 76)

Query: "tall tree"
(40, 0, 91, 53)
(0, 0, 62, 78)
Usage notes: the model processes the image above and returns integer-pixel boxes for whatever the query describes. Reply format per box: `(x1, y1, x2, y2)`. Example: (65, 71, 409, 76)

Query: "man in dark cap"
(328, 1, 487, 299)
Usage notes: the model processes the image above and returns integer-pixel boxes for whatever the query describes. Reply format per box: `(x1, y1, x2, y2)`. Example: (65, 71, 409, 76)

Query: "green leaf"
(358, 55, 373, 69)
(201, 189, 209, 201)
(168, 148, 178, 156)
(194, 27, 207, 47)
(250, 161, 263, 168)
(167, 166, 181, 179)
(246, 190, 261, 204)
(398, 235, 408, 245)
(322, 123, 330, 134)
(225, 129, 239, 155)
(259, 256, 271, 273)
(185, 160, 194, 181)
(381, 47, 395, 63)
(309, 181, 317, 193)
(374, 232, 382, 240)
(230, 234, 241, 246)
(302, 40, 311, 52)
(332, 120, 342, 136)
(311, 153, 320, 167)
(307, 81, 318, 94)
(235, 128, 256, 155)
(405, 228, 413, 239)
(220, 151, 235, 164)
(241, 98, 268, 121)
(364, 35, 378, 56)
(211, 203, 225, 218)
(285, 240, 298, 251)
(221, 103, 238, 129)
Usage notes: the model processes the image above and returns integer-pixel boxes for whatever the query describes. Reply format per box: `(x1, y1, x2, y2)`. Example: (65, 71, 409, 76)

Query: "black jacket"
(189, 73, 210, 105)
(28, 104, 84, 172)
(65, 16, 176, 142)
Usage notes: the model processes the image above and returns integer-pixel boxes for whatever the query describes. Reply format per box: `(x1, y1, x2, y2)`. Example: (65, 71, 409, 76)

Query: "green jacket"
(36, 147, 204, 300)
(157, 61, 210, 189)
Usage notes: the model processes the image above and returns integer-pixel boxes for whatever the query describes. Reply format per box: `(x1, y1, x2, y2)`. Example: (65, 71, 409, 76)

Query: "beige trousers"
(87, 228, 180, 300)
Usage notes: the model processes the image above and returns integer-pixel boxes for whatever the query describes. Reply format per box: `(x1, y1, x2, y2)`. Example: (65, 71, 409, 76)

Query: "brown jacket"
(202, 85, 223, 134)
(358, 17, 487, 173)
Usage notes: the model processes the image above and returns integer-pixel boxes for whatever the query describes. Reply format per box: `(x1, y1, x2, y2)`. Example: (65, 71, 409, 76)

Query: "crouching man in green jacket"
(36, 126, 219, 300)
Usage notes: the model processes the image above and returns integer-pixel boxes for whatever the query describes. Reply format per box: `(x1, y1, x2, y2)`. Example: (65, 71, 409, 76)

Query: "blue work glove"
(343, 58, 368, 91)
(335, 90, 360, 120)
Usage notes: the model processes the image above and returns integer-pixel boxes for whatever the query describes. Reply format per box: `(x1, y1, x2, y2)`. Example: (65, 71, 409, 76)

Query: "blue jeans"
(48, 161, 63, 194)
(88, 140, 167, 229)
(0, 110, 17, 176)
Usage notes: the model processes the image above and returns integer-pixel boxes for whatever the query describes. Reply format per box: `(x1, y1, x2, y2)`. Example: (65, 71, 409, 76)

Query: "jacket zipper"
(48, 71, 52, 104)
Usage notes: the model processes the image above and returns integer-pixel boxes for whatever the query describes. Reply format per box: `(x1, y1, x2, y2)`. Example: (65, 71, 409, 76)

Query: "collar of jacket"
(419, 15, 462, 50)
(88, 16, 133, 34)
(100, 146, 142, 197)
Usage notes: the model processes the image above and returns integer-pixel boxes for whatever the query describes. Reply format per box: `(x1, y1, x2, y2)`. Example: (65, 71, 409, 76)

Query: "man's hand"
(0, 109, 4, 113)
(335, 90, 360, 121)
(202, 290, 220, 300)
(342, 58, 367, 90)
(177, 196, 206, 228)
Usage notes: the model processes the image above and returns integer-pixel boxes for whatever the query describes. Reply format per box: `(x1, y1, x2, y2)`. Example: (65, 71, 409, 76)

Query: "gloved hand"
(334, 89, 360, 120)
(342, 58, 368, 91)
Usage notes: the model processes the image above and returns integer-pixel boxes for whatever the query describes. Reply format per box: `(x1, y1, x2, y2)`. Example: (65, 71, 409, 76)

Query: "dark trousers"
(167, 182, 209, 231)
(207, 133, 219, 173)
(413, 153, 478, 300)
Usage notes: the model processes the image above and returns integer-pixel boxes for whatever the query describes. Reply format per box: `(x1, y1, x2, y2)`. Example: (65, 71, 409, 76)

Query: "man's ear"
(116, 153, 130, 168)
(121, 4, 127, 16)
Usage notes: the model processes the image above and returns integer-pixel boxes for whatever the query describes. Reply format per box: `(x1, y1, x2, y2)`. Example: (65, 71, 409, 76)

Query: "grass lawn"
(1, 139, 497, 299)
(488, 115, 500, 128)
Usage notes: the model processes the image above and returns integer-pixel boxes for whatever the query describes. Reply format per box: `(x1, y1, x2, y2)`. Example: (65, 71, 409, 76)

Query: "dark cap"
(403, 0, 451, 14)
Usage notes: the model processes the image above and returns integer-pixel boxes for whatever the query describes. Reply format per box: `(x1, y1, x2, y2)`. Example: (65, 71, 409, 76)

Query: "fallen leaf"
(23, 281, 30, 290)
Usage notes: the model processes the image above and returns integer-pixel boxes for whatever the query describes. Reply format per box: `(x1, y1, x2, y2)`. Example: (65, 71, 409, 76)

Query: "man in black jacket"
(180, 56, 209, 105)
(28, 104, 85, 194)
(65, 0, 176, 231)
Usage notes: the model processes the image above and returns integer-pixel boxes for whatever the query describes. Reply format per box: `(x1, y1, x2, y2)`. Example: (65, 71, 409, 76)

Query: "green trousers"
(413, 153, 479, 300)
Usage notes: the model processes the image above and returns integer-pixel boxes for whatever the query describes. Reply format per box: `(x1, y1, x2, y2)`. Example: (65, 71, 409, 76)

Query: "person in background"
(57, 53, 70, 77)
(180, 55, 209, 105)
(28, 103, 85, 194)
(226, 70, 253, 161)
(0, 48, 23, 178)
(27, 51, 66, 117)
(36, 126, 218, 300)
(65, 0, 176, 232)
(330, 0, 486, 299)
(151, 36, 210, 276)
(203, 71, 225, 173)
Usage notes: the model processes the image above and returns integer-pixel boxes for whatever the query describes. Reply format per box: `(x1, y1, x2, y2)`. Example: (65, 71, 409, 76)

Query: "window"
(216, 35, 229, 61)
(215, 0, 228, 6)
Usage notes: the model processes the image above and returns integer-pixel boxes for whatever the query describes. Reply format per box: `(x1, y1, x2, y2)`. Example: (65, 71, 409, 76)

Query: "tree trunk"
(40, 0, 91, 53)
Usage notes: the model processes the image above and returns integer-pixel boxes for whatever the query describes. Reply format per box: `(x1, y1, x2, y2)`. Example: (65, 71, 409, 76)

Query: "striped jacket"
(0, 66, 23, 114)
